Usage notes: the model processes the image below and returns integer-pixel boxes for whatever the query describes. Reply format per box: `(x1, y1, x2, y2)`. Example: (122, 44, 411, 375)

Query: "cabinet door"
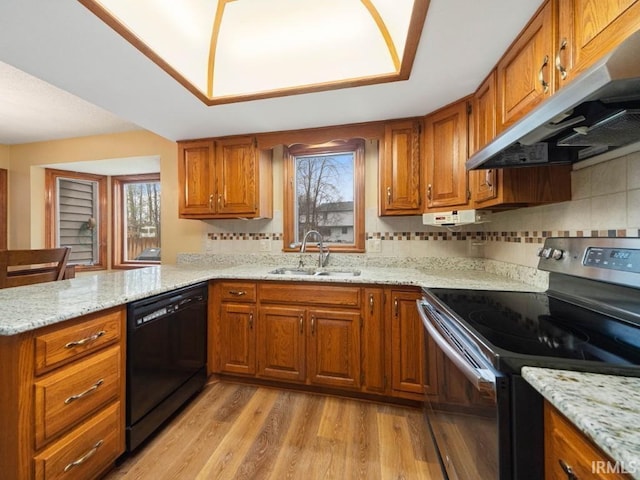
(178, 140, 215, 216)
(307, 308, 361, 389)
(557, 0, 640, 86)
(497, 1, 553, 131)
(544, 402, 629, 480)
(219, 303, 256, 375)
(257, 306, 306, 382)
(469, 71, 499, 204)
(390, 290, 425, 398)
(215, 136, 258, 216)
(380, 120, 422, 215)
(424, 100, 469, 210)
(361, 288, 386, 394)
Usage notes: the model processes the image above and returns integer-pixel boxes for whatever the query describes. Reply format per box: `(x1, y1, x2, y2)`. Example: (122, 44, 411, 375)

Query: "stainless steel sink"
(268, 268, 361, 277)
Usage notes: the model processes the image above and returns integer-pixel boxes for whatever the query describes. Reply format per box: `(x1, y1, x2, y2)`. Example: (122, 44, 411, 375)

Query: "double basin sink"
(269, 267, 361, 277)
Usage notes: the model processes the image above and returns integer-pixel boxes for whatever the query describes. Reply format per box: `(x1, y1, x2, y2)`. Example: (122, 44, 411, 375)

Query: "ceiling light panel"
(79, 0, 428, 105)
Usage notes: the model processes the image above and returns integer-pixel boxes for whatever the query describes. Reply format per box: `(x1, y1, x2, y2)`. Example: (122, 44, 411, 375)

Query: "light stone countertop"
(0, 263, 541, 336)
(523, 367, 640, 479)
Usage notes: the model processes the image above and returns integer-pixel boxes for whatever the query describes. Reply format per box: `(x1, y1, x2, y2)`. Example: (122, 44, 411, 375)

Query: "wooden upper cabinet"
(469, 69, 573, 209)
(379, 120, 422, 215)
(215, 136, 258, 216)
(424, 100, 470, 211)
(178, 140, 215, 216)
(469, 71, 499, 204)
(497, 0, 554, 132)
(556, 0, 640, 87)
(178, 136, 272, 219)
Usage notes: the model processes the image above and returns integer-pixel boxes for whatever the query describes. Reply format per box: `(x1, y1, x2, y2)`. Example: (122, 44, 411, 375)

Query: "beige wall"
(0, 144, 9, 169)
(5, 130, 204, 263)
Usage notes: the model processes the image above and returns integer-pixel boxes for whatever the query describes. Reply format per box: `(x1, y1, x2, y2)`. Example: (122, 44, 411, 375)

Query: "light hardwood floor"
(105, 380, 445, 480)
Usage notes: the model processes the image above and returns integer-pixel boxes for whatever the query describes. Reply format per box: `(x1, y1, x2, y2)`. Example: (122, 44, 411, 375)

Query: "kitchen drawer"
(218, 282, 257, 303)
(34, 401, 122, 480)
(34, 345, 121, 448)
(544, 402, 629, 480)
(259, 283, 360, 307)
(34, 307, 123, 375)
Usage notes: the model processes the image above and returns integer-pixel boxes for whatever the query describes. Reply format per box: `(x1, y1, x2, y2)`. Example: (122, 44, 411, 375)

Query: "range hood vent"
(467, 29, 640, 170)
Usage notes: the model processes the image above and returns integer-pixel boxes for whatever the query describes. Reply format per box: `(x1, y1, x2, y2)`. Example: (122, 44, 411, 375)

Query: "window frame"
(283, 139, 365, 253)
(112, 173, 161, 269)
(45, 168, 108, 271)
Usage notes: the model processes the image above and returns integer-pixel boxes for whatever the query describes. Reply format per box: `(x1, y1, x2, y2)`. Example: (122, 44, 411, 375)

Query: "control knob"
(551, 249, 564, 260)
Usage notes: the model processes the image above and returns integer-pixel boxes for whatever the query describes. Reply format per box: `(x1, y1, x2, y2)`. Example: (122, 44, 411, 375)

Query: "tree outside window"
(113, 174, 161, 266)
(284, 139, 365, 253)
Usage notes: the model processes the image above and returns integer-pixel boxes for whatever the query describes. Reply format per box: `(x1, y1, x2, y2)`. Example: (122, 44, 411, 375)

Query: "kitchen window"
(45, 169, 107, 271)
(283, 139, 365, 253)
(112, 174, 161, 268)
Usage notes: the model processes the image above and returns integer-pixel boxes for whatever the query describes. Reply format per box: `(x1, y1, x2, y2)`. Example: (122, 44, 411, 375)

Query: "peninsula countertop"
(0, 263, 542, 336)
(523, 367, 640, 480)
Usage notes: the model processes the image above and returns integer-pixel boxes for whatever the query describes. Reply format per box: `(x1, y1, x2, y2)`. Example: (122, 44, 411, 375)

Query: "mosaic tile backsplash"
(207, 228, 640, 243)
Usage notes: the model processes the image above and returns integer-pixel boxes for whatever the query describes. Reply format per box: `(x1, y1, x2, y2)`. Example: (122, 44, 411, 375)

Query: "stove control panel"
(583, 247, 640, 273)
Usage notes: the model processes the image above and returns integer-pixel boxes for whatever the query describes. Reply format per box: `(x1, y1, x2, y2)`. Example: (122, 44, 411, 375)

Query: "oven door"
(418, 298, 511, 480)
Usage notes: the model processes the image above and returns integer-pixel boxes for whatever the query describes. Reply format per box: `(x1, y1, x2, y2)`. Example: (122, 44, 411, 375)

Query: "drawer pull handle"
(555, 37, 568, 80)
(539, 55, 550, 93)
(558, 459, 579, 480)
(64, 330, 106, 349)
(369, 294, 374, 314)
(64, 379, 104, 404)
(229, 290, 246, 296)
(63, 440, 104, 472)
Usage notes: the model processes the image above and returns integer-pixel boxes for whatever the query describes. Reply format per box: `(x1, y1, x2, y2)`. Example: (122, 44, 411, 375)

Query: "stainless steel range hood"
(467, 29, 640, 170)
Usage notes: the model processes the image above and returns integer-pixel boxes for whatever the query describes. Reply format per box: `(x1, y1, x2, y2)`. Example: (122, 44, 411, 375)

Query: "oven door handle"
(418, 300, 497, 398)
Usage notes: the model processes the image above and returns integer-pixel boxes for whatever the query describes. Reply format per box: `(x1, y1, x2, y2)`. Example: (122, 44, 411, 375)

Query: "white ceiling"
(0, 0, 543, 146)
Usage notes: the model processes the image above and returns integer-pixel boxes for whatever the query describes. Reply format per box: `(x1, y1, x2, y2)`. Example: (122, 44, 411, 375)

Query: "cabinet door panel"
(308, 308, 361, 389)
(557, 0, 640, 85)
(216, 137, 257, 216)
(380, 120, 422, 215)
(497, 1, 553, 131)
(424, 101, 469, 210)
(257, 306, 306, 382)
(178, 140, 215, 215)
(219, 303, 256, 375)
(362, 288, 386, 394)
(390, 290, 424, 396)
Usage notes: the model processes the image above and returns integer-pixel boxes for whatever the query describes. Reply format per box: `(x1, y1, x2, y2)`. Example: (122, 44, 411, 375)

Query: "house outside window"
(283, 139, 365, 253)
(45, 169, 107, 271)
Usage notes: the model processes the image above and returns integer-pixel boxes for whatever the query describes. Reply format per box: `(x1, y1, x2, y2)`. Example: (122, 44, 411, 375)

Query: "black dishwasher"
(126, 282, 208, 451)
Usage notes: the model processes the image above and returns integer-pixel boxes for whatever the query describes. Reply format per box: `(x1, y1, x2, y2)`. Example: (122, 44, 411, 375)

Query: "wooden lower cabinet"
(209, 282, 257, 376)
(544, 401, 631, 479)
(211, 281, 432, 402)
(256, 284, 361, 389)
(257, 305, 306, 382)
(389, 288, 435, 401)
(307, 308, 361, 389)
(0, 307, 126, 480)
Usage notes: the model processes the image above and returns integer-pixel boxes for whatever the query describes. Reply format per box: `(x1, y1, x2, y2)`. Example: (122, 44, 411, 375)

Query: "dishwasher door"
(126, 282, 208, 451)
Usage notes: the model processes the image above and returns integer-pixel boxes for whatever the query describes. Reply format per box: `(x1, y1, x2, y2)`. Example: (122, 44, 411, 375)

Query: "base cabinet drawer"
(34, 345, 121, 448)
(34, 401, 122, 480)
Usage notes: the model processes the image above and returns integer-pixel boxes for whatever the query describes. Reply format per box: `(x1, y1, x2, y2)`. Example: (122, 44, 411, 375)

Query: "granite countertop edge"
(523, 366, 640, 479)
(0, 263, 542, 336)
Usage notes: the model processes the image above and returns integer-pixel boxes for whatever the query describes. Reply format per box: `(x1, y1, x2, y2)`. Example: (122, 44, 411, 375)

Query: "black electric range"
(418, 237, 640, 480)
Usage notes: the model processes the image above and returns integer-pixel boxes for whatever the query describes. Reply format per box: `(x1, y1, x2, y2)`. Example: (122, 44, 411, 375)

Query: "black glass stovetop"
(429, 289, 640, 375)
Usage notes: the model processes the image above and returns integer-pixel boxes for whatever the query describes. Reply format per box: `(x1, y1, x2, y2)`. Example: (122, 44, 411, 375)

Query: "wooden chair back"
(0, 247, 71, 288)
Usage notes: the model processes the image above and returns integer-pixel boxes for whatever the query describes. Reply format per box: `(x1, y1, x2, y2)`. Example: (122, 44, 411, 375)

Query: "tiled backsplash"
(202, 152, 640, 269)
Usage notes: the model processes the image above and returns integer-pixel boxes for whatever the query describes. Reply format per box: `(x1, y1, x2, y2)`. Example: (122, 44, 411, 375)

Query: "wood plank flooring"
(105, 380, 445, 480)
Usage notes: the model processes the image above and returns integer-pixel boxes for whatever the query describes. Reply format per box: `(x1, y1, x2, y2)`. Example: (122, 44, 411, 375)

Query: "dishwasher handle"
(417, 299, 497, 399)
